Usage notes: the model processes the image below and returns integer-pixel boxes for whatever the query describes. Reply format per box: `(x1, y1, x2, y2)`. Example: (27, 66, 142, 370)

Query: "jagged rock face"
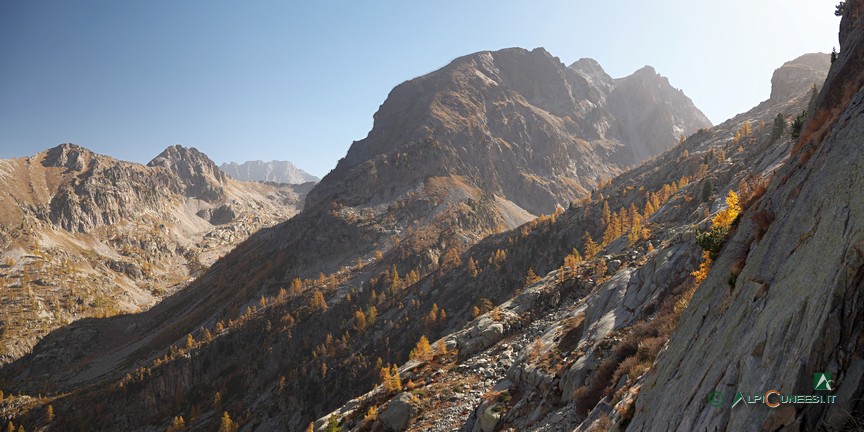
(769, 53, 831, 102)
(308, 47, 711, 216)
(628, 6, 864, 431)
(219, 160, 319, 184)
(147, 144, 227, 201)
(42, 143, 89, 171)
(607, 65, 713, 161)
(44, 145, 184, 232)
(570, 58, 614, 93)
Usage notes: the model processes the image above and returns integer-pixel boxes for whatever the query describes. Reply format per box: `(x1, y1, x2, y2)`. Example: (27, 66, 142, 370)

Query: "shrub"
(791, 110, 807, 138)
(326, 415, 342, 432)
(364, 406, 378, 422)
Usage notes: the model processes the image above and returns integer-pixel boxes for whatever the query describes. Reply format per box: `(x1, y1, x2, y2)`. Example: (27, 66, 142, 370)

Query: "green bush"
(696, 226, 728, 259)
(791, 110, 807, 139)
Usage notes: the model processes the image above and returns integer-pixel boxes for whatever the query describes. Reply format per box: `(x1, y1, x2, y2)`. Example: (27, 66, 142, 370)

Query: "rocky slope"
(220, 160, 319, 184)
(305, 50, 834, 432)
(0, 144, 308, 362)
(0, 50, 730, 432)
(628, 4, 864, 430)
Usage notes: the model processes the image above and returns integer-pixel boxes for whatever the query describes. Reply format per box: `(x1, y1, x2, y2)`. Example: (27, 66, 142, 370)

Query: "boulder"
(379, 392, 419, 431)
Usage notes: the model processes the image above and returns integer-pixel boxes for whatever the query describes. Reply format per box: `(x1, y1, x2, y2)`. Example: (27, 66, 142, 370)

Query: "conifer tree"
(218, 411, 238, 432)
(467, 257, 478, 277)
(410, 335, 433, 361)
(379, 363, 391, 386)
(389, 365, 402, 391)
(601, 201, 611, 226)
(583, 232, 600, 258)
(311, 290, 328, 311)
(290, 278, 303, 296)
(353, 309, 367, 331)
(524, 267, 540, 285)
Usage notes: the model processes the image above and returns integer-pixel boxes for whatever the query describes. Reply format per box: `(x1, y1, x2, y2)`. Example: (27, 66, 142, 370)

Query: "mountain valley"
(0, 4, 862, 432)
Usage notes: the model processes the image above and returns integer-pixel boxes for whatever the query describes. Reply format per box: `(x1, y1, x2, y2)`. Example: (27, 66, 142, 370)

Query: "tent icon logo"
(814, 373, 834, 391)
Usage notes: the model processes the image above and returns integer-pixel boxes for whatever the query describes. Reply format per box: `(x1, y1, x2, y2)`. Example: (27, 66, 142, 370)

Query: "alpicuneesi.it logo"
(706, 373, 838, 409)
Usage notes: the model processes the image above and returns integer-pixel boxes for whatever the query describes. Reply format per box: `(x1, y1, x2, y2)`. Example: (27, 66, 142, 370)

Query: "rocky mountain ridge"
(307, 47, 710, 216)
(220, 160, 320, 184)
(0, 143, 308, 361)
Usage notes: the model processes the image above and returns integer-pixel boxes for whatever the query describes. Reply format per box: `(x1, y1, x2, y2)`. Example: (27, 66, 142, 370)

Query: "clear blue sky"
(0, 0, 840, 177)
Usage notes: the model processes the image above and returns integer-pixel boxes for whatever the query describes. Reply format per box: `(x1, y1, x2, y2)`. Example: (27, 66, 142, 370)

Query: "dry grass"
(738, 175, 770, 211)
(751, 209, 776, 241)
(587, 412, 612, 432)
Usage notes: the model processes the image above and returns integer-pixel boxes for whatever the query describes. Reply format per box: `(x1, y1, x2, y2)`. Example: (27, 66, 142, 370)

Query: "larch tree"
(467, 257, 478, 277)
(410, 335, 433, 361)
(583, 232, 600, 258)
(218, 411, 238, 432)
(524, 267, 540, 286)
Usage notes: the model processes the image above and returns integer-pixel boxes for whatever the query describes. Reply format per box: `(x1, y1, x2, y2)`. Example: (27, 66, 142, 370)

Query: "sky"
(0, 1, 842, 177)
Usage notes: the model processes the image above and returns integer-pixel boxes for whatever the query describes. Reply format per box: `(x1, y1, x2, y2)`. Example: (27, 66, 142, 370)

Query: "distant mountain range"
(220, 160, 319, 184)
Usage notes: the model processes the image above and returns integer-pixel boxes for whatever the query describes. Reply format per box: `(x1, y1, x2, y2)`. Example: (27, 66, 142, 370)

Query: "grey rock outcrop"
(769, 53, 831, 102)
(147, 144, 227, 201)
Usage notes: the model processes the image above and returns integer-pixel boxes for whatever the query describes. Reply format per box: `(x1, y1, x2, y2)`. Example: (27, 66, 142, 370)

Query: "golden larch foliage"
(410, 335, 433, 361)
(524, 267, 540, 286)
(583, 232, 601, 258)
(354, 309, 367, 331)
(290, 278, 303, 296)
(218, 411, 238, 432)
(691, 251, 712, 284)
(601, 201, 611, 226)
(711, 191, 741, 228)
(364, 406, 379, 422)
(311, 290, 328, 311)
(467, 257, 478, 277)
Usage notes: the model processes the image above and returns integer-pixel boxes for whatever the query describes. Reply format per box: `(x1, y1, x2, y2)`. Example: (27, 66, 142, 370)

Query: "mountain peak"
(148, 145, 227, 201)
(40, 143, 97, 170)
(308, 47, 710, 214)
(148, 145, 216, 168)
(569, 58, 613, 92)
(769, 52, 831, 102)
(632, 64, 658, 76)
